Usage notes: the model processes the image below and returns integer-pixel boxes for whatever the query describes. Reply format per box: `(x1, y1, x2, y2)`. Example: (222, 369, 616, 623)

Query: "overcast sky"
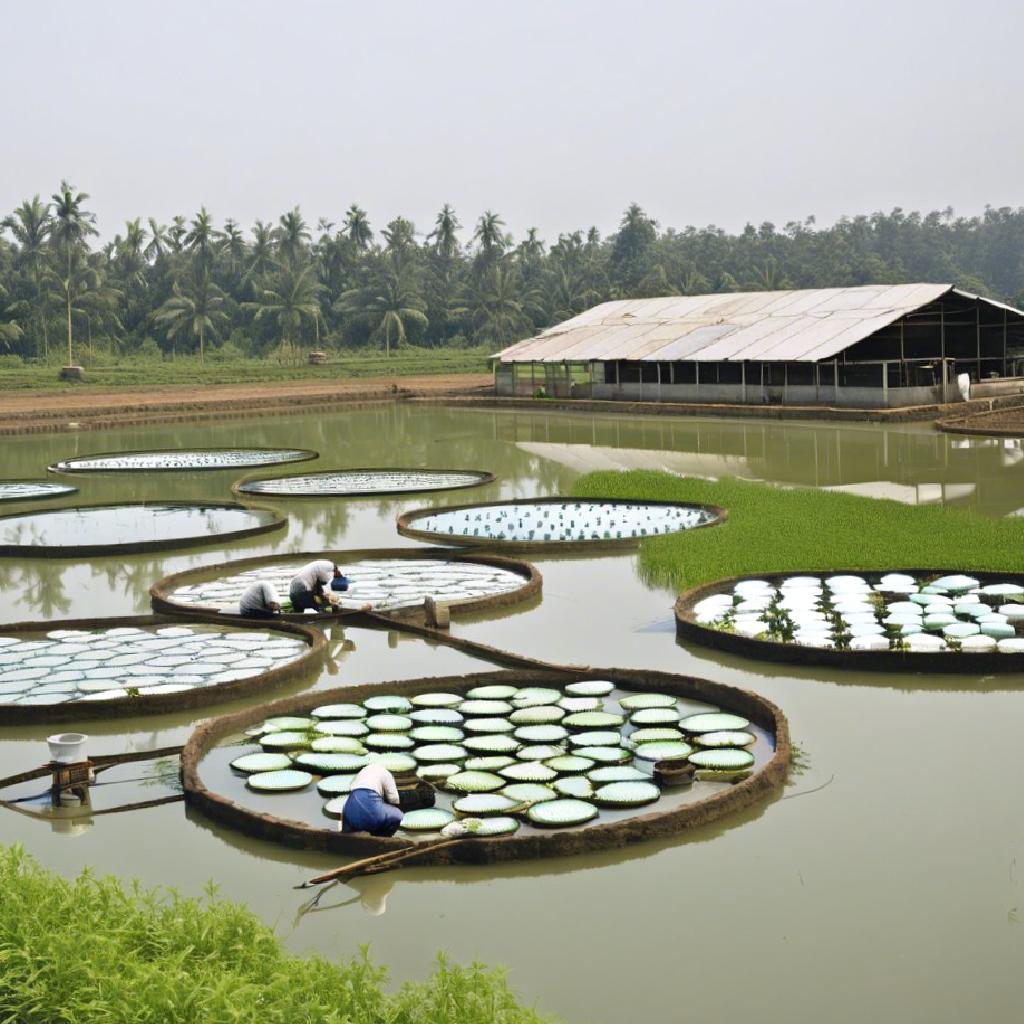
(4, 0, 1023, 244)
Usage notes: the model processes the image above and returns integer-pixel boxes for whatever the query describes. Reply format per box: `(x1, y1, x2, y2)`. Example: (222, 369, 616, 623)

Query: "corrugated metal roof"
(494, 284, 1020, 364)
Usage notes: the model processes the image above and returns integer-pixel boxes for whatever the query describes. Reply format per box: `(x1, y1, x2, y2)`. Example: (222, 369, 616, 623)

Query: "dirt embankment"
(936, 400, 1024, 437)
(0, 374, 493, 435)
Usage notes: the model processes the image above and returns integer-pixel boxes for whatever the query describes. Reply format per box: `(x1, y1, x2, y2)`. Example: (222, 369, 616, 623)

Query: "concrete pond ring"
(47, 446, 318, 475)
(0, 479, 78, 503)
(675, 569, 1024, 673)
(180, 666, 790, 863)
(0, 500, 287, 558)
(0, 615, 326, 724)
(150, 547, 542, 624)
(232, 467, 496, 500)
(396, 496, 727, 553)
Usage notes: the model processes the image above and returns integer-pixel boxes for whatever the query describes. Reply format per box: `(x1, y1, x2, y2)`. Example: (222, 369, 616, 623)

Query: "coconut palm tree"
(244, 258, 324, 362)
(50, 181, 98, 367)
(185, 207, 216, 271)
(3, 196, 52, 355)
(244, 221, 276, 289)
(152, 268, 228, 363)
(473, 210, 507, 265)
(338, 254, 427, 357)
(461, 264, 538, 347)
(429, 204, 461, 259)
(144, 219, 169, 262)
(345, 205, 372, 250)
(275, 207, 310, 265)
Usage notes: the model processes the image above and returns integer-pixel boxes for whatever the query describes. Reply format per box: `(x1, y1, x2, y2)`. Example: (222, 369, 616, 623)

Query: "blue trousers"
(341, 788, 403, 836)
(289, 584, 321, 613)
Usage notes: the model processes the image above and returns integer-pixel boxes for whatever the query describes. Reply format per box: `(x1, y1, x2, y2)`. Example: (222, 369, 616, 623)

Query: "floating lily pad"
(409, 692, 463, 708)
(409, 725, 464, 743)
(593, 781, 661, 807)
(544, 755, 595, 774)
(688, 748, 755, 770)
(564, 680, 615, 697)
(527, 799, 598, 827)
(618, 693, 676, 711)
(416, 763, 461, 782)
(574, 746, 632, 764)
(400, 808, 455, 832)
(628, 728, 684, 745)
(316, 774, 358, 796)
(445, 770, 506, 793)
(510, 705, 565, 725)
(563, 711, 625, 730)
(259, 731, 313, 751)
(629, 707, 681, 726)
(246, 769, 313, 792)
(462, 717, 515, 734)
(464, 755, 516, 771)
(587, 765, 648, 783)
(311, 704, 367, 719)
(366, 752, 417, 773)
(323, 796, 349, 819)
(409, 708, 464, 726)
(568, 730, 622, 748)
(363, 695, 413, 713)
(365, 713, 413, 732)
(314, 720, 369, 738)
(499, 761, 558, 783)
(458, 699, 513, 716)
(465, 684, 520, 700)
(554, 776, 595, 799)
(453, 793, 520, 816)
(263, 716, 316, 731)
(511, 687, 562, 707)
(463, 734, 521, 754)
(516, 744, 565, 761)
(230, 752, 293, 773)
(294, 752, 371, 773)
(695, 730, 756, 748)
(679, 712, 750, 734)
(364, 733, 415, 751)
(472, 816, 520, 836)
(513, 724, 568, 744)
(632, 740, 694, 762)
(310, 736, 366, 754)
(502, 783, 556, 804)
(414, 743, 468, 763)
(557, 696, 603, 713)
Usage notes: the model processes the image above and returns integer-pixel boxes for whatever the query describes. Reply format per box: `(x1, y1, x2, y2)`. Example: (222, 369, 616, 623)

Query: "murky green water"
(2, 404, 1024, 1023)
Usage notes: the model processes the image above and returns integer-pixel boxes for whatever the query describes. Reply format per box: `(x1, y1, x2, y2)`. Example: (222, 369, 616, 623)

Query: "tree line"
(2, 183, 1024, 364)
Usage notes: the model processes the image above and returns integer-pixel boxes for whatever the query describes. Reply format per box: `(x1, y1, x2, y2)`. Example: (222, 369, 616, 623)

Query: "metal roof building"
(494, 284, 1024, 408)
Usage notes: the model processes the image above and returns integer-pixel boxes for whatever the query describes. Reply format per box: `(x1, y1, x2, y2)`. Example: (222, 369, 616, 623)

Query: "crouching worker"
(238, 580, 282, 618)
(288, 559, 341, 614)
(341, 764, 404, 836)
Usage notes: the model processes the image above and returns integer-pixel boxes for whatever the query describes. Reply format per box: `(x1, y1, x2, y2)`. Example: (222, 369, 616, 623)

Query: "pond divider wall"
(0, 615, 326, 724)
(0, 479, 78, 502)
(232, 467, 496, 499)
(181, 666, 790, 864)
(48, 446, 319, 474)
(0, 500, 287, 558)
(150, 547, 542, 623)
(676, 569, 1024, 673)
(396, 496, 728, 553)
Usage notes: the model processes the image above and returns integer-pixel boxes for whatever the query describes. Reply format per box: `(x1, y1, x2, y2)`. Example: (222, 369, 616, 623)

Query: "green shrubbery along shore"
(0, 845, 552, 1024)
(571, 470, 1024, 591)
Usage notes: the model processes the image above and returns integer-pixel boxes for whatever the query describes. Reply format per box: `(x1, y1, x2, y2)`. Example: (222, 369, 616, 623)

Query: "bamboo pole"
(296, 838, 466, 888)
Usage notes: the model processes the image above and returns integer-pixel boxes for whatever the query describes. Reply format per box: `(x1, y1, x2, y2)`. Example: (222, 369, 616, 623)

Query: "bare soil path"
(0, 374, 492, 435)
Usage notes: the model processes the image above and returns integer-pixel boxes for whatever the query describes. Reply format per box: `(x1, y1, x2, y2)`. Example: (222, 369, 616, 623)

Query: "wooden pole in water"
(296, 838, 466, 888)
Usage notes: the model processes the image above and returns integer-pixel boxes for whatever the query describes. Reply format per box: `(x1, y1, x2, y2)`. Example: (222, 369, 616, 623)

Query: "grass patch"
(0, 349, 490, 391)
(0, 844, 553, 1024)
(570, 470, 1024, 591)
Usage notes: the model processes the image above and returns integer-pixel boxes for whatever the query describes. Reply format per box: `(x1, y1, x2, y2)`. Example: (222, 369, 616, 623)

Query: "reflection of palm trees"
(97, 556, 168, 612)
(18, 565, 74, 618)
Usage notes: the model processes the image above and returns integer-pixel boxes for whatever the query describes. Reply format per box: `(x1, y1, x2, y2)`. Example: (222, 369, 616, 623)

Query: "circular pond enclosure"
(397, 497, 726, 551)
(48, 447, 317, 474)
(676, 570, 1024, 672)
(151, 547, 540, 620)
(234, 467, 495, 498)
(0, 501, 286, 557)
(0, 615, 324, 723)
(0, 479, 77, 502)
(182, 667, 789, 862)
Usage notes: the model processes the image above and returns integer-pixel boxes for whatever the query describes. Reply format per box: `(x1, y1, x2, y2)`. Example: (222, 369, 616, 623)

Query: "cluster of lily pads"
(692, 573, 1024, 653)
(0, 626, 309, 705)
(0, 481, 77, 502)
(168, 558, 527, 614)
(49, 448, 313, 473)
(227, 681, 762, 837)
(237, 469, 490, 497)
(0, 503, 279, 551)
(404, 501, 715, 544)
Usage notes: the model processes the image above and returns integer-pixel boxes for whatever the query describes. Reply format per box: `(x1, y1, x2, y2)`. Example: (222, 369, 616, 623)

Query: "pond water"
(1, 404, 1024, 1024)
(0, 502, 281, 552)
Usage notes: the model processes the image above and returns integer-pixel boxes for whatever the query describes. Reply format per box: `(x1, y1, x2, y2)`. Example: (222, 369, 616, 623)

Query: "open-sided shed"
(494, 284, 1024, 408)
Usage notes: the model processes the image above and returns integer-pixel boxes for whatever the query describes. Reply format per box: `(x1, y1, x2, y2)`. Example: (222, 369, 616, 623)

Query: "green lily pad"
(629, 707, 680, 726)
(453, 793, 520, 816)
(627, 728, 683, 745)
(510, 705, 565, 725)
(366, 752, 417, 773)
(294, 752, 371, 773)
(316, 774, 358, 796)
(363, 695, 412, 713)
(259, 731, 312, 751)
(246, 769, 313, 792)
(688, 748, 755, 770)
(512, 687, 563, 707)
(462, 717, 515, 734)
(679, 712, 750, 734)
(313, 720, 369, 737)
(527, 799, 598, 827)
(310, 736, 367, 754)
(564, 680, 615, 697)
(618, 693, 676, 711)
(400, 808, 455, 831)
(463, 734, 521, 754)
(563, 711, 625, 730)
(513, 724, 569, 744)
(364, 733, 415, 750)
(499, 761, 558, 783)
(322, 796, 348, 819)
(409, 725, 465, 743)
(409, 708, 464, 726)
(416, 763, 461, 782)
(458, 699, 513, 716)
(445, 770, 506, 793)
(557, 697, 603, 713)
(464, 755, 517, 771)
(632, 740, 693, 762)
(230, 752, 292, 773)
(501, 783, 557, 804)
(472, 816, 520, 836)
(568, 730, 622, 748)
(365, 713, 413, 732)
(695, 730, 756, 748)
(573, 746, 632, 764)
(465, 684, 520, 699)
(413, 743, 468, 763)
(516, 744, 566, 761)
(409, 692, 463, 708)
(263, 716, 316, 730)
(554, 776, 594, 799)
(593, 781, 661, 807)
(587, 765, 648, 783)
(544, 755, 595, 774)
(311, 704, 366, 719)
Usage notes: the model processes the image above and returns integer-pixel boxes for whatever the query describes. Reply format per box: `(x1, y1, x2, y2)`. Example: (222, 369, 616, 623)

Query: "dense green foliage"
(0, 845, 551, 1024)
(3, 185, 1024, 365)
(571, 470, 1024, 590)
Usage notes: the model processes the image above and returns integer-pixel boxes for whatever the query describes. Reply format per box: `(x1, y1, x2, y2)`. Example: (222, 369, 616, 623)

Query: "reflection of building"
(495, 285, 1024, 408)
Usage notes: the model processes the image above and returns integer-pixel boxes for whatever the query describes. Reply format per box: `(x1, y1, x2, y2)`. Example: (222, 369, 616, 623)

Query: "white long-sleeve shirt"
(238, 580, 280, 615)
(349, 764, 400, 804)
(291, 559, 335, 592)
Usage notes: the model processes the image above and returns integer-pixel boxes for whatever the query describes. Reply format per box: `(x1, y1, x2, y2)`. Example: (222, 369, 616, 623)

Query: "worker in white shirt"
(238, 580, 282, 618)
(341, 764, 404, 836)
(288, 559, 341, 613)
